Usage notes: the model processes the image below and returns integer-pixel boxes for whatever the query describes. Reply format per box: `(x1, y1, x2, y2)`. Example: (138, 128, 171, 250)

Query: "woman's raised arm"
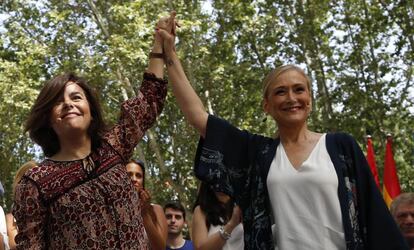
(157, 13, 208, 138)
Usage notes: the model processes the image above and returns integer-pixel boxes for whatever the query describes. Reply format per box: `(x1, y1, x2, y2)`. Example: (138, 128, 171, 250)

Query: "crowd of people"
(0, 11, 412, 250)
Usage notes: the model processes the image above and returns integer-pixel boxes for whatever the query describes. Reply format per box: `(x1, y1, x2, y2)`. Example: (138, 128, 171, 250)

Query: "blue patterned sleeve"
(194, 115, 252, 199)
(348, 135, 409, 249)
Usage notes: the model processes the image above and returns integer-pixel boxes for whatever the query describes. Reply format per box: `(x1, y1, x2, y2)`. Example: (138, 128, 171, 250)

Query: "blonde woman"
(156, 23, 408, 249)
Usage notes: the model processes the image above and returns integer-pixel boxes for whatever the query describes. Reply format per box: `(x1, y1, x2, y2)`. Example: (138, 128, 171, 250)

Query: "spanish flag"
(382, 135, 401, 208)
(366, 135, 380, 190)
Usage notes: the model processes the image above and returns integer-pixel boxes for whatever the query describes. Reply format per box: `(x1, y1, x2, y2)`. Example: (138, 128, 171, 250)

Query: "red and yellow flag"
(366, 136, 380, 190)
(382, 135, 401, 208)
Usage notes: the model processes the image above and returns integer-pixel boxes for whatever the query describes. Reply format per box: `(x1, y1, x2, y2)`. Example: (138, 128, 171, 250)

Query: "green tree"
(0, 0, 413, 214)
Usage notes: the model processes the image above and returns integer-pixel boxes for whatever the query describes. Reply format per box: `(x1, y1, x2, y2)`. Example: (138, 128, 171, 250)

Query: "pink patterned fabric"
(13, 72, 167, 249)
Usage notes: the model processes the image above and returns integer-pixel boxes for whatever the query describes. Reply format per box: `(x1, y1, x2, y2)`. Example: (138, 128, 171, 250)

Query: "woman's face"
(263, 69, 311, 127)
(126, 162, 144, 190)
(50, 82, 92, 138)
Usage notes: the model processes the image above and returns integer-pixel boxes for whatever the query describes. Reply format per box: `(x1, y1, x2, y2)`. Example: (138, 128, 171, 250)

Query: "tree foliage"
(0, 0, 413, 215)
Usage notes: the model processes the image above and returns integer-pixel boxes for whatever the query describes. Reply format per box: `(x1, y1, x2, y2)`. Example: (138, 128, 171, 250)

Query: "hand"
(138, 188, 152, 213)
(227, 205, 242, 229)
(156, 11, 178, 36)
(156, 11, 179, 55)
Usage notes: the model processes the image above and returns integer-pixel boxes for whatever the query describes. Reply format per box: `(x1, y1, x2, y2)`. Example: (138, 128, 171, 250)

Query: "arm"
(192, 205, 242, 250)
(139, 189, 167, 250)
(344, 135, 408, 249)
(0, 235, 5, 250)
(104, 31, 168, 159)
(6, 213, 17, 250)
(156, 15, 208, 138)
(0, 207, 8, 250)
(147, 25, 165, 78)
(13, 178, 48, 249)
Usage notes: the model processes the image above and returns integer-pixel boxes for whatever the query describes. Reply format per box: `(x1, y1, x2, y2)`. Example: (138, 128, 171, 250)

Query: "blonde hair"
(12, 160, 37, 196)
(262, 64, 312, 99)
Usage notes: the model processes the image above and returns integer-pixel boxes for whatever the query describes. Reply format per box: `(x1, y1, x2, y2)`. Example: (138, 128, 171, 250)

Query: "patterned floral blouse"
(13, 72, 167, 249)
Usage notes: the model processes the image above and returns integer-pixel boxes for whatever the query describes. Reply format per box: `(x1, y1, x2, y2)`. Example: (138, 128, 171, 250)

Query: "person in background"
(12, 13, 171, 249)
(155, 21, 408, 249)
(391, 193, 414, 249)
(6, 161, 37, 250)
(164, 202, 194, 250)
(192, 182, 243, 250)
(0, 181, 9, 250)
(0, 207, 8, 250)
(126, 159, 167, 250)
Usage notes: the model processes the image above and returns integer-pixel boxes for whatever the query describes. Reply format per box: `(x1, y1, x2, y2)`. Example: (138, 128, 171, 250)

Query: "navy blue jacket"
(194, 115, 408, 250)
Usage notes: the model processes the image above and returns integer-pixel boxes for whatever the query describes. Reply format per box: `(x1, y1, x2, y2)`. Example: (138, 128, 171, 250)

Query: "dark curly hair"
(25, 72, 107, 157)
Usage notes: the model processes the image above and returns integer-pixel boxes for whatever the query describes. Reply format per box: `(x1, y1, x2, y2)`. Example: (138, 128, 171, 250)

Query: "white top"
(0, 206, 10, 250)
(266, 134, 346, 250)
(208, 223, 244, 250)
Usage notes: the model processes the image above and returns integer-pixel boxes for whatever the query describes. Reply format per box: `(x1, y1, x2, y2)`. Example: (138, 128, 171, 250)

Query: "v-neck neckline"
(280, 134, 325, 172)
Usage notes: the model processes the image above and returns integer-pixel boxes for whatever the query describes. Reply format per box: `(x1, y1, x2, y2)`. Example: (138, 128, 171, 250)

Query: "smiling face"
(263, 68, 312, 128)
(50, 82, 92, 138)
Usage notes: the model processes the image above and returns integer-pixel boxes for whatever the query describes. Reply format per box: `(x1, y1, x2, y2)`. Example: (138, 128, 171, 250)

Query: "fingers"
(153, 11, 179, 53)
(169, 11, 176, 36)
(139, 188, 151, 202)
(156, 29, 171, 39)
(156, 29, 176, 53)
(156, 17, 170, 31)
(156, 11, 179, 35)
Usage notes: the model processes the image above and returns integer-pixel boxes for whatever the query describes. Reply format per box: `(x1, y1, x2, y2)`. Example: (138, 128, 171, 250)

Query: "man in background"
(164, 202, 194, 250)
(391, 193, 414, 249)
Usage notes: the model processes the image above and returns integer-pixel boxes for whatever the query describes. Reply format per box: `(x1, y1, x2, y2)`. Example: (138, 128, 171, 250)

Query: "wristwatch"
(219, 226, 231, 240)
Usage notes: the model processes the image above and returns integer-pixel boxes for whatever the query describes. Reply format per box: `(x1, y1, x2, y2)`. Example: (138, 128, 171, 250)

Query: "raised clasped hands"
(155, 11, 179, 55)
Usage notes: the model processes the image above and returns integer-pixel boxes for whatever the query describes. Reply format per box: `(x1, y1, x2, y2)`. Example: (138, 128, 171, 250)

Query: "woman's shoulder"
(24, 159, 71, 182)
(151, 203, 167, 220)
(326, 132, 357, 145)
(151, 203, 164, 213)
(193, 205, 206, 217)
(21, 159, 87, 202)
(193, 205, 202, 212)
(5, 212, 14, 222)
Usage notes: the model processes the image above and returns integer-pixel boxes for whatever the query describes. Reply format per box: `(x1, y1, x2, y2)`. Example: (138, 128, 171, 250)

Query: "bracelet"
(219, 226, 231, 240)
(149, 52, 164, 59)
